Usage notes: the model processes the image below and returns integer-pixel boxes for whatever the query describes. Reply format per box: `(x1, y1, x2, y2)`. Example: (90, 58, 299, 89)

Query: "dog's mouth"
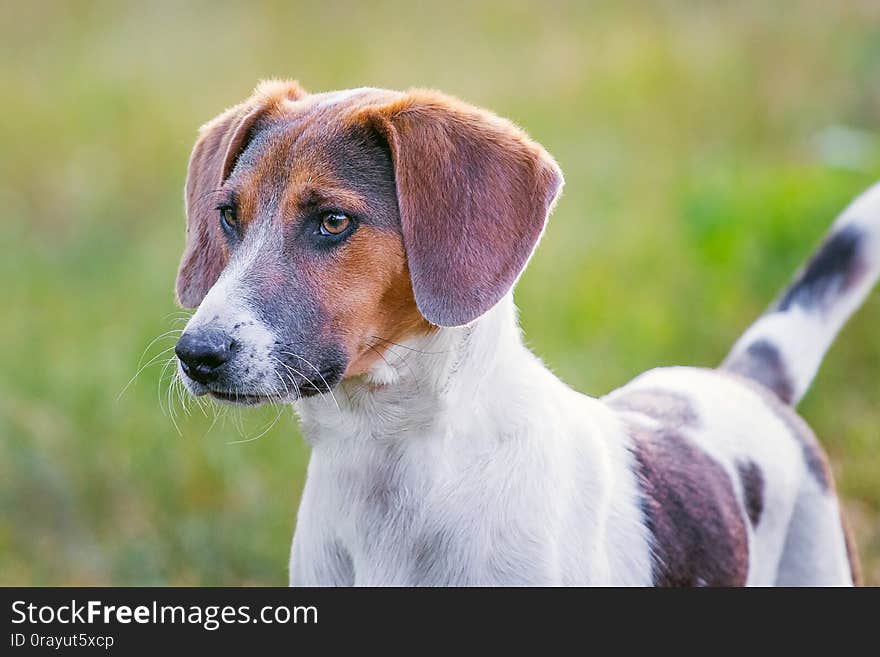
(206, 389, 275, 406)
(194, 369, 341, 406)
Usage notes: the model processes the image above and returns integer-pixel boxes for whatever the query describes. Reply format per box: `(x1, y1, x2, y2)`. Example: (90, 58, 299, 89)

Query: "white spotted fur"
(292, 296, 656, 585)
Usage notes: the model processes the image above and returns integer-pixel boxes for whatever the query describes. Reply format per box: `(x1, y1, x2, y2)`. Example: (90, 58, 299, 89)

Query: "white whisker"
(279, 351, 341, 413)
(117, 345, 178, 401)
(225, 405, 284, 445)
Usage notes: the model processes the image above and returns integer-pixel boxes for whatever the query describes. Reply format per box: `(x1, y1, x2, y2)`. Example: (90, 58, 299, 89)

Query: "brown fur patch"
(320, 228, 433, 376)
(610, 386, 747, 585)
(629, 424, 750, 586)
(736, 460, 765, 527)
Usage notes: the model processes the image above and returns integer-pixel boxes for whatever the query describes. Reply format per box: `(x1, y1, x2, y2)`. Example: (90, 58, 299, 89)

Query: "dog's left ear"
(177, 80, 306, 308)
(359, 91, 563, 326)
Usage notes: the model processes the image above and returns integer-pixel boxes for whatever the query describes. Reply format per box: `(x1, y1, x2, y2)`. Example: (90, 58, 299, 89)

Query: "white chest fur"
(289, 296, 654, 586)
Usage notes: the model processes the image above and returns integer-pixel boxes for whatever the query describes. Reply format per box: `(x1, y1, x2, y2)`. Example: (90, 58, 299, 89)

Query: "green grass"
(1, 0, 878, 585)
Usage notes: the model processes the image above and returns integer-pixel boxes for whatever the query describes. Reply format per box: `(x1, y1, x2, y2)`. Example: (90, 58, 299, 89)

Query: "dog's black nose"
(175, 330, 235, 384)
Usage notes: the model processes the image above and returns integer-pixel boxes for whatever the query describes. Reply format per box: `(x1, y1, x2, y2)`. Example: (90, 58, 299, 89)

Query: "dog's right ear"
(176, 80, 306, 308)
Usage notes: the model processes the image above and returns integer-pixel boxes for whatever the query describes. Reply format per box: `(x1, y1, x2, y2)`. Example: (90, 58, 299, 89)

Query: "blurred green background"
(1, 0, 878, 585)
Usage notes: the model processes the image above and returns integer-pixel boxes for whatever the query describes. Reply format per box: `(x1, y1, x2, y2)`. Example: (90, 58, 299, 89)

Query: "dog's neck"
(296, 294, 542, 444)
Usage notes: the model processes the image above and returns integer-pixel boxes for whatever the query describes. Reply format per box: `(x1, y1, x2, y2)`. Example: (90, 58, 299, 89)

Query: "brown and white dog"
(173, 80, 879, 585)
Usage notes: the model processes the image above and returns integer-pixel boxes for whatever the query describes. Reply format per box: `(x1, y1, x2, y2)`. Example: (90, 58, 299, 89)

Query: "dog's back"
(605, 183, 880, 585)
(606, 365, 856, 585)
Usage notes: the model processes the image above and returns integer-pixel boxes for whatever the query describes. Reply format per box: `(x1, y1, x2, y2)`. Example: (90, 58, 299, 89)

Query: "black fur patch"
(777, 226, 867, 312)
(785, 414, 832, 492)
(736, 460, 765, 527)
(724, 339, 795, 405)
(630, 426, 749, 587)
(721, 372, 832, 492)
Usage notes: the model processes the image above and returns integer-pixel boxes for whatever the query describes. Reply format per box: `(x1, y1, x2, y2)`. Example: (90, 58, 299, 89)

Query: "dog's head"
(175, 81, 562, 404)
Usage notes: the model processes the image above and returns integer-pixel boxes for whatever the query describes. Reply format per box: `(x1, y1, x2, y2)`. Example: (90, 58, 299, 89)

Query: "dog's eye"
(219, 206, 237, 233)
(319, 212, 352, 236)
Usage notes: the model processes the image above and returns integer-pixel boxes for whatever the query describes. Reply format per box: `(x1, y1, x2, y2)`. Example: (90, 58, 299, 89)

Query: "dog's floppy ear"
(176, 80, 306, 307)
(360, 91, 563, 326)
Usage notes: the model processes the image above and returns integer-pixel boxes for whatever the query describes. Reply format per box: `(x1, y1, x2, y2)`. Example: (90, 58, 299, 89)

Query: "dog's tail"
(722, 182, 880, 406)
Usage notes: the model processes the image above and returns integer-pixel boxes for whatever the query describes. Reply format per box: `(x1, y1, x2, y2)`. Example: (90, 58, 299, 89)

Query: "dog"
(173, 80, 879, 586)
